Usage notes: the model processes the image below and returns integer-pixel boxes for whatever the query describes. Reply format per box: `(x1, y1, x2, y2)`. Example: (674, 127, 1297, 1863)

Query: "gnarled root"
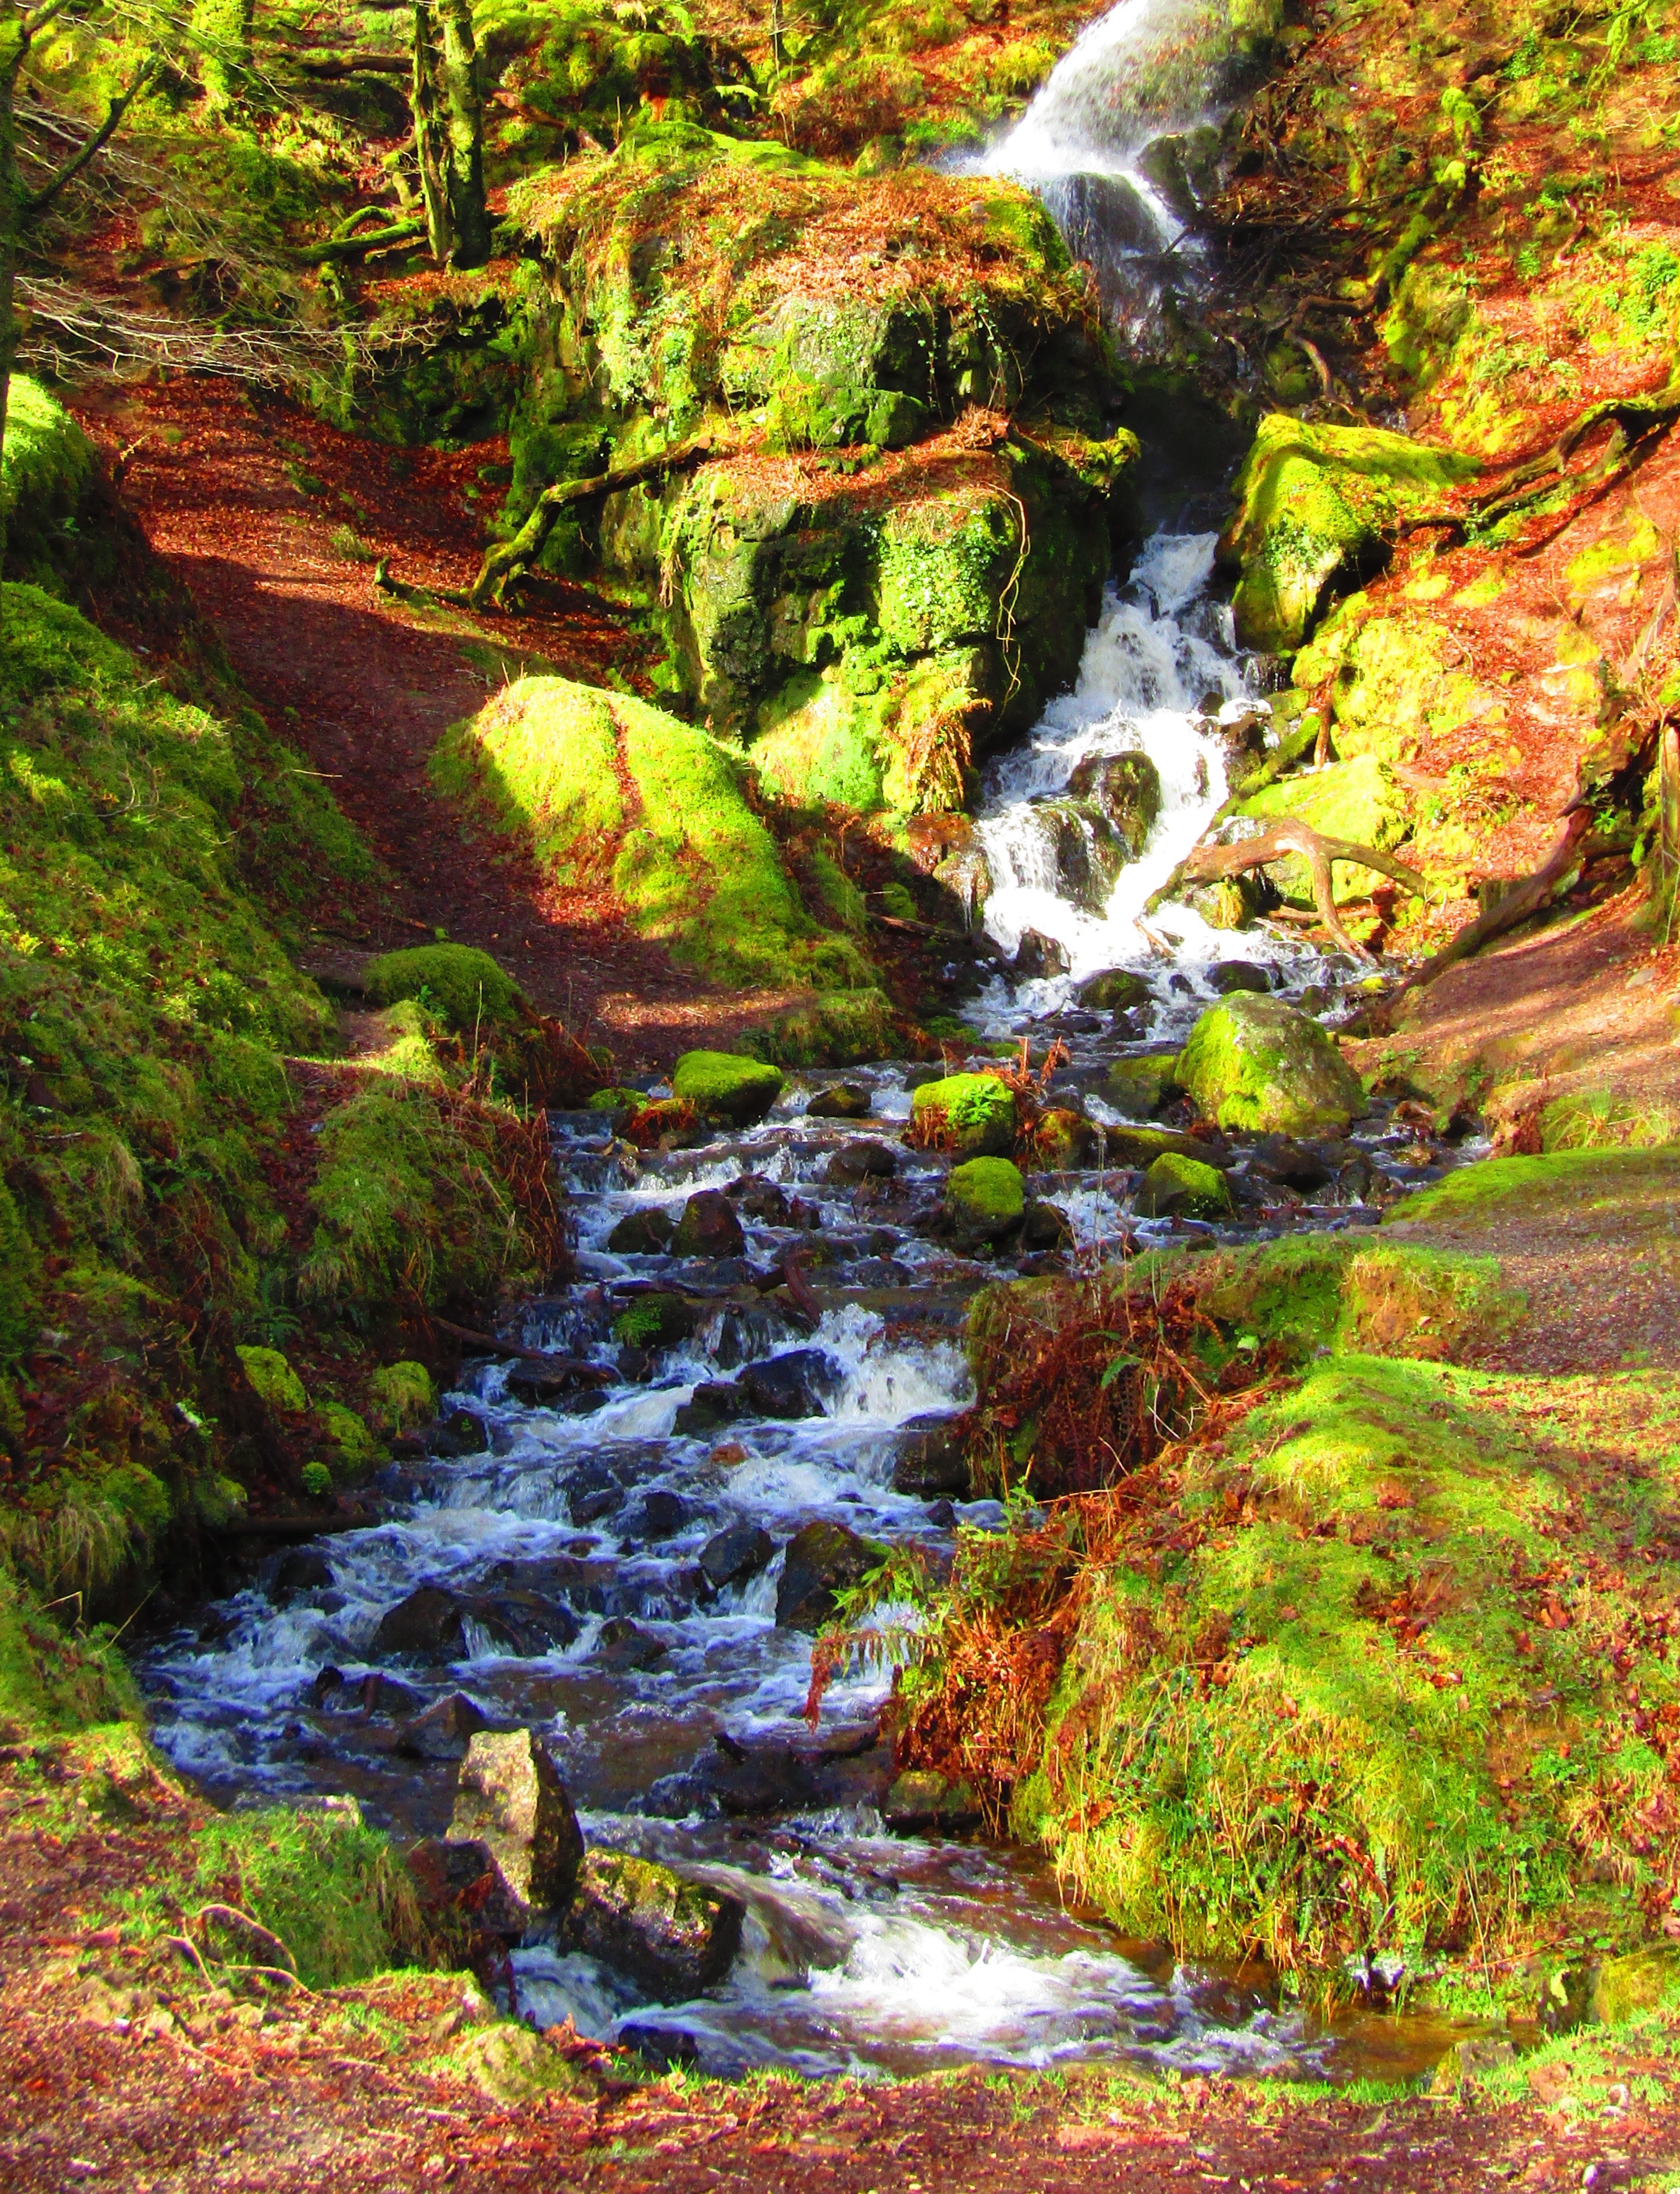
(1180, 822, 1426, 959)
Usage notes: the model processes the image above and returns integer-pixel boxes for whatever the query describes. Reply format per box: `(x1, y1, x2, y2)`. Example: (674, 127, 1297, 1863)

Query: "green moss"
(0, 1577, 138, 1735)
(1178, 994, 1366, 1135)
(366, 1360, 436, 1435)
(671, 1048, 784, 1125)
(1103, 1053, 1182, 1117)
(1136, 1150, 1232, 1218)
(1218, 415, 1479, 652)
(911, 1070, 1018, 1156)
(318, 1399, 381, 1478)
(946, 1155, 1025, 1242)
(235, 1345, 308, 1415)
(1291, 602, 1490, 770)
(587, 1084, 644, 1113)
(737, 987, 899, 1068)
(1237, 755, 1413, 904)
(363, 945, 528, 1034)
(190, 1803, 424, 1989)
(1, 376, 94, 580)
(1386, 1146, 1680, 1226)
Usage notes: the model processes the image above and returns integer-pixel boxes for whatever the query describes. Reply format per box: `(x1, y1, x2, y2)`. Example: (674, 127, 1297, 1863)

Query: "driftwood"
(1178, 821, 1427, 959)
(469, 430, 738, 607)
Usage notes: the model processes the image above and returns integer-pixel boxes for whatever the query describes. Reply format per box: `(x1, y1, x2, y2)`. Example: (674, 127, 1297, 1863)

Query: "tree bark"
(411, 2, 452, 264)
(437, 0, 487, 269)
(1176, 821, 1426, 960)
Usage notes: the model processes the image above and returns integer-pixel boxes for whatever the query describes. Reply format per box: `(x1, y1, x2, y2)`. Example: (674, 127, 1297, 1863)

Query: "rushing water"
(136, 1, 1473, 2088)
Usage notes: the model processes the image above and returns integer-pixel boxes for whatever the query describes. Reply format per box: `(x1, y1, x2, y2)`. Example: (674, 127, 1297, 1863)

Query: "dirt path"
(3, 1751, 1675, 2194)
(74, 378, 806, 1075)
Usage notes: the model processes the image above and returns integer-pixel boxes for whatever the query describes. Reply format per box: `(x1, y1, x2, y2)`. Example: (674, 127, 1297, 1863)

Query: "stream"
(137, 3, 1476, 2088)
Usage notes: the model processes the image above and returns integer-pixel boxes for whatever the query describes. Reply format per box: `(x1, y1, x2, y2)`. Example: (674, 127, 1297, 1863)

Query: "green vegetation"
(946, 1154, 1025, 1244)
(1178, 994, 1366, 1135)
(670, 1049, 784, 1125)
(1136, 1149, 1231, 1218)
(910, 1070, 1018, 1156)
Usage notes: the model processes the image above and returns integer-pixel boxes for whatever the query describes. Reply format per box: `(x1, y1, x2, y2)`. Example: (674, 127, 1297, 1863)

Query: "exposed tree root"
(1177, 823, 1426, 959)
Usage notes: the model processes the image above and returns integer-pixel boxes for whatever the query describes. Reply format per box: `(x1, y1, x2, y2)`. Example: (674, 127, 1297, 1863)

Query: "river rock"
(741, 1348, 843, 1418)
(673, 1379, 747, 1436)
(882, 1769, 982, 1833)
(1065, 751, 1161, 853)
(1136, 1152, 1233, 1220)
(698, 1521, 776, 1592)
(1178, 993, 1367, 1135)
(946, 1156, 1026, 1248)
(1076, 968, 1153, 1012)
(593, 1617, 667, 1672)
(563, 1458, 624, 1523)
(671, 1049, 784, 1127)
(824, 1138, 899, 1183)
(1209, 960, 1272, 996)
(1246, 1135, 1334, 1194)
(805, 1082, 872, 1120)
(1011, 928, 1070, 979)
(430, 1407, 490, 1457)
(372, 1584, 472, 1661)
(639, 1489, 691, 1540)
(476, 1590, 584, 1656)
(1030, 1107, 1095, 1170)
(1019, 1200, 1074, 1251)
(448, 1729, 585, 1923)
(1019, 798, 1127, 910)
(1101, 1123, 1222, 1168)
(507, 1356, 607, 1404)
(405, 1834, 528, 1944)
(776, 1519, 882, 1631)
(561, 1850, 744, 2002)
(891, 1412, 971, 1498)
(607, 1207, 676, 1254)
(273, 1547, 332, 1601)
(399, 1691, 488, 1761)
(910, 1071, 1017, 1157)
(724, 1173, 792, 1222)
(1105, 1052, 1183, 1117)
(671, 1189, 746, 1259)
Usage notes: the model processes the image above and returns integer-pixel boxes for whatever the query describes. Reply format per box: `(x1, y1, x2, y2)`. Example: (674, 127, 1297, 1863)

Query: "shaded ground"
(74, 377, 809, 1076)
(3, 1746, 1677, 2194)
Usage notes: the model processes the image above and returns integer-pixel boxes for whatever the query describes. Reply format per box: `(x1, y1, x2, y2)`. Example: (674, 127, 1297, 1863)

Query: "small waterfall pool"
(135, 1, 1475, 2094)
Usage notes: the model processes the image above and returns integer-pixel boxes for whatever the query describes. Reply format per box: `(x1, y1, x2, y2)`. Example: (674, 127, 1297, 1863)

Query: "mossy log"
(470, 432, 738, 608)
(1176, 821, 1426, 958)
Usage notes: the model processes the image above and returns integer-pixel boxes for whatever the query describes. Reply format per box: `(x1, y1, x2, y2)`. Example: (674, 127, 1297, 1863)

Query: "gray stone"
(448, 1729, 585, 1924)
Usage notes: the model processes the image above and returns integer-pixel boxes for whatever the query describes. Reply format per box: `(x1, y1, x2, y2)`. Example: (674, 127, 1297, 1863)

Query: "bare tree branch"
(24, 55, 157, 215)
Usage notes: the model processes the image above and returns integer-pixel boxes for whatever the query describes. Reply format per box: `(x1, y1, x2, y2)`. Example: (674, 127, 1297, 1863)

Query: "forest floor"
(4, 1743, 1679, 2194)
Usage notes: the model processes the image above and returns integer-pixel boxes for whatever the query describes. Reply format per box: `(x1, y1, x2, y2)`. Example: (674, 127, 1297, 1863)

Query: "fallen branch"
(429, 1315, 564, 1364)
(470, 430, 738, 608)
(371, 556, 472, 612)
(301, 219, 426, 266)
(193, 1903, 297, 1975)
(1179, 822, 1426, 959)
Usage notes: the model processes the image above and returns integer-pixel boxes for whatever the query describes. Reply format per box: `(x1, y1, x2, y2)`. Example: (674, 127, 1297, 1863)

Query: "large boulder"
(776, 1519, 884, 1631)
(698, 1521, 776, 1592)
(672, 1050, 784, 1127)
(448, 1730, 585, 1925)
(560, 1850, 744, 2002)
(892, 1412, 972, 1498)
(741, 1348, 844, 1418)
(1178, 994, 1367, 1136)
(1066, 751, 1161, 855)
(671, 1189, 747, 1259)
(804, 1082, 872, 1120)
(911, 1072, 1018, 1157)
(946, 1156, 1026, 1248)
(1077, 968, 1153, 1012)
(607, 1206, 676, 1254)
(823, 1138, 899, 1183)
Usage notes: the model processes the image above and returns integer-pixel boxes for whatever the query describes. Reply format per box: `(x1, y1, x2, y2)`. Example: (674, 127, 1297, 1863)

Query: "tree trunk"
(437, 0, 487, 269)
(1659, 721, 1680, 920)
(0, 27, 25, 607)
(193, 0, 253, 107)
(411, 2, 452, 265)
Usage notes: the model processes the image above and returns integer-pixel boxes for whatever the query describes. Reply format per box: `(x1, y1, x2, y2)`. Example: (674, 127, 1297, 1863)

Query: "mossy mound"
(946, 1155, 1025, 1246)
(1105, 1053, 1182, 1117)
(738, 988, 901, 1068)
(1236, 754, 1413, 905)
(671, 1050, 784, 1127)
(433, 676, 877, 991)
(1178, 994, 1366, 1135)
(911, 1071, 1018, 1156)
(1136, 1150, 1231, 1219)
(2, 377, 95, 583)
(1217, 415, 1479, 653)
(363, 945, 528, 1032)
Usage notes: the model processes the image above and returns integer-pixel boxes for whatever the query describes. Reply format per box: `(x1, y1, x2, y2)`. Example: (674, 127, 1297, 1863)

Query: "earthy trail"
(75, 378, 806, 1074)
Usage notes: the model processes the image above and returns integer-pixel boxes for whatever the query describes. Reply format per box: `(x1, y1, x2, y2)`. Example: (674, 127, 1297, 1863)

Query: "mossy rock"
(912, 1072, 1018, 1157)
(1178, 994, 1366, 1136)
(2, 376, 95, 584)
(738, 988, 899, 1069)
(1136, 1152, 1231, 1219)
(1030, 1107, 1095, 1170)
(587, 1085, 646, 1116)
(671, 1050, 784, 1127)
(1591, 1947, 1680, 2026)
(318, 1399, 381, 1478)
(1077, 968, 1153, 1012)
(236, 1345, 307, 1415)
(1105, 1053, 1182, 1117)
(367, 1361, 436, 1435)
(1236, 755, 1411, 905)
(1218, 415, 1479, 653)
(363, 945, 528, 1033)
(946, 1156, 1025, 1246)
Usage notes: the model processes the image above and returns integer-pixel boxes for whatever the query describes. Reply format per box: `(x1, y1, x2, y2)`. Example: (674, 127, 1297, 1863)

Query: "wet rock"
(1066, 751, 1161, 853)
(1076, 968, 1153, 1012)
(1020, 1200, 1074, 1251)
(1030, 1106, 1095, 1170)
(448, 1729, 586, 1923)
(564, 1458, 625, 1524)
(613, 1291, 700, 1349)
(620, 2021, 701, 2069)
(882, 1769, 981, 1832)
(740, 1348, 844, 1419)
(671, 1049, 784, 1127)
(399, 1692, 488, 1761)
(1209, 960, 1272, 996)
(406, 1834, 528, 1943)
(673, 1379, 748, 1436)
(1102, 1123, 1223, 1169)
(891, 1413, 971, 1499)
(1104, 1052, 1183, 1118)
(910, 1071, 1017, 1158)
(507, 1357, 611, 1406)
(946, 1156, 1026, 1249)
(723, 1174, 792, 1222)
(372, 1585, 472, 1661)
(359, 1671, 426, 1718)
(1247, 1136, 1333, 1194)
(639, 1489, 691, 1540)
(697, 1297, 802, 1370)
(560, 1849, 744, 2003)
(823, 1138, 899, 1184)
(273, 1548, 332, 1601)
(1137, 1152, 1234, 1220)
(607, 1207, 676, 1254)
(698, 1521, 776, 1592)
(594, 1617, 667, 1672)
(804, 1082, 872, 1120)
(1019, 799, 1126, 911)
(1179, 994, 1368, 1136)
(476, 1591, 583, 1657)
(776, 1519, 883, 1631)
(429, 1408, 490, 1458)
(1010, 928, 1070, 980)
(672, 1190, 747, 1259)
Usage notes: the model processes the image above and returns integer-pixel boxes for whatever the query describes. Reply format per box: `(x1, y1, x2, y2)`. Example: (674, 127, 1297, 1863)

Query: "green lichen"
(1178, 994, 1366, 1136)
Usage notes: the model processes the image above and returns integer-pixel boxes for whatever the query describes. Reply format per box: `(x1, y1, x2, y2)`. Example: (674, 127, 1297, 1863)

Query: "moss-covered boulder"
(740, 988, 900, 1069)
(671, 1050, 784, 1127)
(1077, 968, 1153, 1012)
(562, 1849, 744, 2003)
(1217, 415, 1479, 652)
(946, 1156, 1026, 1246)
(433, 678, 876, 991)
(363, 945, 527, 1031)
(1178, 994, 1366, 1135)
(1136, 1152, 1232, 1219)
(911, 1071, 1018, 1157)
(1105, 1053, 1182, 1116)
(236, 1345, 307, 1415)
(367, 1361, 436, 1436)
